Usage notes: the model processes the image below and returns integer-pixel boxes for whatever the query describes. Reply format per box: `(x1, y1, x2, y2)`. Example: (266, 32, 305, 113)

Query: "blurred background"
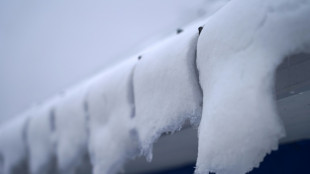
(0, 0, 214, 125)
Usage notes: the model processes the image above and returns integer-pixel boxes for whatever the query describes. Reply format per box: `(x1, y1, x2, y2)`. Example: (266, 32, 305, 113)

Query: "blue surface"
(146, 139, 310, 174)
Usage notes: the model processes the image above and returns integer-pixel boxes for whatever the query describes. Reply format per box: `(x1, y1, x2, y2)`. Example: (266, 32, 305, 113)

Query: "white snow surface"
(87, 58, 139, 174)
(196, 0, 310, 174)
(27, 98, 59, 174)
(133, 24, 203, 161)
(0, 114, 29, 174)
(53, 85, 89, 174)
(0, 0, 310, 174)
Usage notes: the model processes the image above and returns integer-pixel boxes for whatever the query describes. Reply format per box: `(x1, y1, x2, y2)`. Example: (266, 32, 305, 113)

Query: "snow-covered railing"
(1, 0, 310, 174)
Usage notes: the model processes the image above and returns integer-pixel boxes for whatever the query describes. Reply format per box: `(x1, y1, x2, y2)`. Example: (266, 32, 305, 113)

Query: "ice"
(133, 24, 203, 161)
(0, 114, 29, 174)
(196, 0, 310, 174)
(53, 84, 89, 174)
(27, 98, 60, 174)
(87, 58, 139, 174)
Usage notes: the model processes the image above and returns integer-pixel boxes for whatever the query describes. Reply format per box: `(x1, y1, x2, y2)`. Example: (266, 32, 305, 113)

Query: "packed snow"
(87, 58, 140, 174)
(133, 23, 203, 161)
(0, 0, 310, 174)
(195, 0, 310, 174)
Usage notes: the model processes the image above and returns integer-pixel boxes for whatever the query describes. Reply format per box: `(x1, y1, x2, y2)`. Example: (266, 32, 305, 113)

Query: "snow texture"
(27, 98, 60, 174)
(87, 58, 139, 174)
(1, 0, 310, 174)
(53, 84, 89, 174)
(196, 0, 310, 174)
(133, 24, 203, 161)
(0, 114, 29, 174)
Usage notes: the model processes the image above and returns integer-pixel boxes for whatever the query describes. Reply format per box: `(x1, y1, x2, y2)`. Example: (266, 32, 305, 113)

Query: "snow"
(87, 58, 139, 174)
(133, 23, 203, 161)
(195, 0, 310, 174)
(53, 85, 89, 174)
(0, 114, 29, 174)
(27, 98, 59, 174)
(0, 0, 310, 174)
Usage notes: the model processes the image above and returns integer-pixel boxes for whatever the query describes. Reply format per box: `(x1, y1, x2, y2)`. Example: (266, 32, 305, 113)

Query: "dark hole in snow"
(176, 28, 183, 34)
(138, 55, 142, 60)
(209, 172, 216, 174)
(198, 26, 203, 35)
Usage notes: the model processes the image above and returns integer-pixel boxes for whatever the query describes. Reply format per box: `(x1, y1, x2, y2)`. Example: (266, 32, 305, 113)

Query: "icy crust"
(133, 25, 203, 161)
(27, 98, 59, 174)
(196, 0, 310, 174)
(0, 114, 29, 174)
(87, 58, 140, 174)
(53, 85, 89, 174)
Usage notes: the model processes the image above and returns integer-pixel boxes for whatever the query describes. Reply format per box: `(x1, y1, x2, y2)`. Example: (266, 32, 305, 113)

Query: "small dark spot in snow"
(176, 28, 183, 34)
(138, 55, 142, 60)
(209, 172, 216, 174)
(198, 26, 204, 35)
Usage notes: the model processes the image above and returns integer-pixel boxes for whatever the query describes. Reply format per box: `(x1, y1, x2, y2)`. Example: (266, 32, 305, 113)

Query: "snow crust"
(87, 58, 139, 174)
(195, 0, 310, 174)
(0, 115, 29, 174)
(133, 25, 203, 161)
(27, 99, 59, 174)
(53, 85, 89, 174)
